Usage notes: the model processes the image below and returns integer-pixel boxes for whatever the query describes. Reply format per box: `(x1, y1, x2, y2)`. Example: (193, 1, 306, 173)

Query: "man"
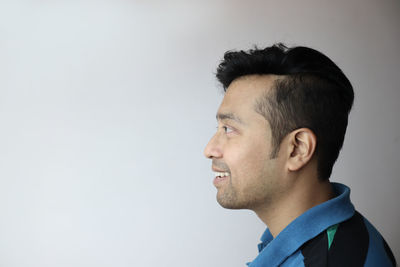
(204, 43, 396, 266)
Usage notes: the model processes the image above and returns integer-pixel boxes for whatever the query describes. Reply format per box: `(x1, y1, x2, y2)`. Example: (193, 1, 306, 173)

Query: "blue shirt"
(246, 183, 396, 267)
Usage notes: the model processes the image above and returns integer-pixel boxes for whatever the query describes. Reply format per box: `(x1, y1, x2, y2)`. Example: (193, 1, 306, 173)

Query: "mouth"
(214, 171, 230, 178)
(213, 171, 230, 187)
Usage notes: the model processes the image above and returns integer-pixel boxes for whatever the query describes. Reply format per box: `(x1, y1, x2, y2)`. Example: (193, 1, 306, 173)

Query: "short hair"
(216, 43, 354, 180)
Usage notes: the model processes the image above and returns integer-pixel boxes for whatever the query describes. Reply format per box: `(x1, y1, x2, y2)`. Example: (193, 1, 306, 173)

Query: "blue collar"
(248, 183, 355, 267)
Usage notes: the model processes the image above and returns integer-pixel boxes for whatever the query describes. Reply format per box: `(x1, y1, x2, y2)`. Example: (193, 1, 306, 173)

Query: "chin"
(217, 195, 246, 210)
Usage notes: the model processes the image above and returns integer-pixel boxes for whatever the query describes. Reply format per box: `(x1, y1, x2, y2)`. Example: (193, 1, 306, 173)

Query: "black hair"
(216, 43, 354, 180)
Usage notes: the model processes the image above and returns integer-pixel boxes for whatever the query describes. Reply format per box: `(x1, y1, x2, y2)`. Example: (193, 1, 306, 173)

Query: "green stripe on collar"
(327, 224, 339, 250)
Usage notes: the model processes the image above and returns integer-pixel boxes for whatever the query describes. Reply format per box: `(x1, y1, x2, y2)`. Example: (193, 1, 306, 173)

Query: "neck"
(254, 177, 335, 238)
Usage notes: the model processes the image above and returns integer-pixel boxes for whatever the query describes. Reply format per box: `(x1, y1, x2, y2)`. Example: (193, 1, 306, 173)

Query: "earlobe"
(287, 128, 317, 172)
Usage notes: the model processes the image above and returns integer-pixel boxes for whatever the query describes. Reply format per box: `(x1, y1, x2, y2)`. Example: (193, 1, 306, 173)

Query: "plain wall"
(0, 0, 399, 266)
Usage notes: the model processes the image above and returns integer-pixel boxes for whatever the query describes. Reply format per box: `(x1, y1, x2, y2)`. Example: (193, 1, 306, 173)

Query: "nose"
(204, 133, 223, 159)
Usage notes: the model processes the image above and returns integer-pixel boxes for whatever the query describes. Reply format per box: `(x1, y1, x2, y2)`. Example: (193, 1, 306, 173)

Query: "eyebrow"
(216, 112, 245, 124)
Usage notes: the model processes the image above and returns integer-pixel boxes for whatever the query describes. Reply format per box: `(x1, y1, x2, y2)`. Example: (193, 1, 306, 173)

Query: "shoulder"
(300, 211, 396, 267)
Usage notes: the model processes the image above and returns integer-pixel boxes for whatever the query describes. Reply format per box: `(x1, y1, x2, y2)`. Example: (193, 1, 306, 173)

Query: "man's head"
(204, 43, 354, 210)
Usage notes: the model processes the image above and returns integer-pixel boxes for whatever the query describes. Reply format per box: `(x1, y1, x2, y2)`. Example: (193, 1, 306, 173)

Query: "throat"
(253, 181, 335, 238)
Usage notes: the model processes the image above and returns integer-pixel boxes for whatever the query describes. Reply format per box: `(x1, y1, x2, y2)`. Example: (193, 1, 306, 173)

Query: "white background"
(0, 0, 399, 266)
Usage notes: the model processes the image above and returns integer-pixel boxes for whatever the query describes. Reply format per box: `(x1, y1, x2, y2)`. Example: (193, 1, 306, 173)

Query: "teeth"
(214, 172, 230, 177)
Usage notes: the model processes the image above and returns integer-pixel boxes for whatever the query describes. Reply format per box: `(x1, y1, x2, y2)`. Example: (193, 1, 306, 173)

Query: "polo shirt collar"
(248, 183, 355, 267)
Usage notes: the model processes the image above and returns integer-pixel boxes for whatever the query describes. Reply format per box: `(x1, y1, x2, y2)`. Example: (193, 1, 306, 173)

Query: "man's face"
(204, 75, 286, 210)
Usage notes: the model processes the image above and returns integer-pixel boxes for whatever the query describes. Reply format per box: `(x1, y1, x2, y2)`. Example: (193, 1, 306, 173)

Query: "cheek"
(226, 138, 270, 182)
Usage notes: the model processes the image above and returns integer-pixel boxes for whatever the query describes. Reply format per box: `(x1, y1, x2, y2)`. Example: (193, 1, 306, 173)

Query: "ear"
(286, 128, 317, 172)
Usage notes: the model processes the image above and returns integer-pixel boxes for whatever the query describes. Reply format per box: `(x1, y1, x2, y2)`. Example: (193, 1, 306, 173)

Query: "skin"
(204, 74, 334, 238)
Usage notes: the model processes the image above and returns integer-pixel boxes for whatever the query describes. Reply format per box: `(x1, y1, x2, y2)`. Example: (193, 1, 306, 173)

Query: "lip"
(212, 167, 229, 172)
(213, 173, 230, 187)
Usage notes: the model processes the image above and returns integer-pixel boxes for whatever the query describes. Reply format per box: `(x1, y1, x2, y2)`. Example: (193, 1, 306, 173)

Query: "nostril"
(204, 147, 217, 159)
(204, 147, 222, 159)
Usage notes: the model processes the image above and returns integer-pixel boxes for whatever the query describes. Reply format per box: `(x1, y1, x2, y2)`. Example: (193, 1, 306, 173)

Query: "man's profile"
(204, 44, 396, 266)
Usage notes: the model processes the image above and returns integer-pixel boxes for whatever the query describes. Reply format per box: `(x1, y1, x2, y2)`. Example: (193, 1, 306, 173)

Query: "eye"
(223, 126, 234, 134)
(216, 124, 236, 135)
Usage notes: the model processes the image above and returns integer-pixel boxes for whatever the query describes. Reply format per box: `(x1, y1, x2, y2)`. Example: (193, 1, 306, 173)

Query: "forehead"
(218, 75, 278, 115)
